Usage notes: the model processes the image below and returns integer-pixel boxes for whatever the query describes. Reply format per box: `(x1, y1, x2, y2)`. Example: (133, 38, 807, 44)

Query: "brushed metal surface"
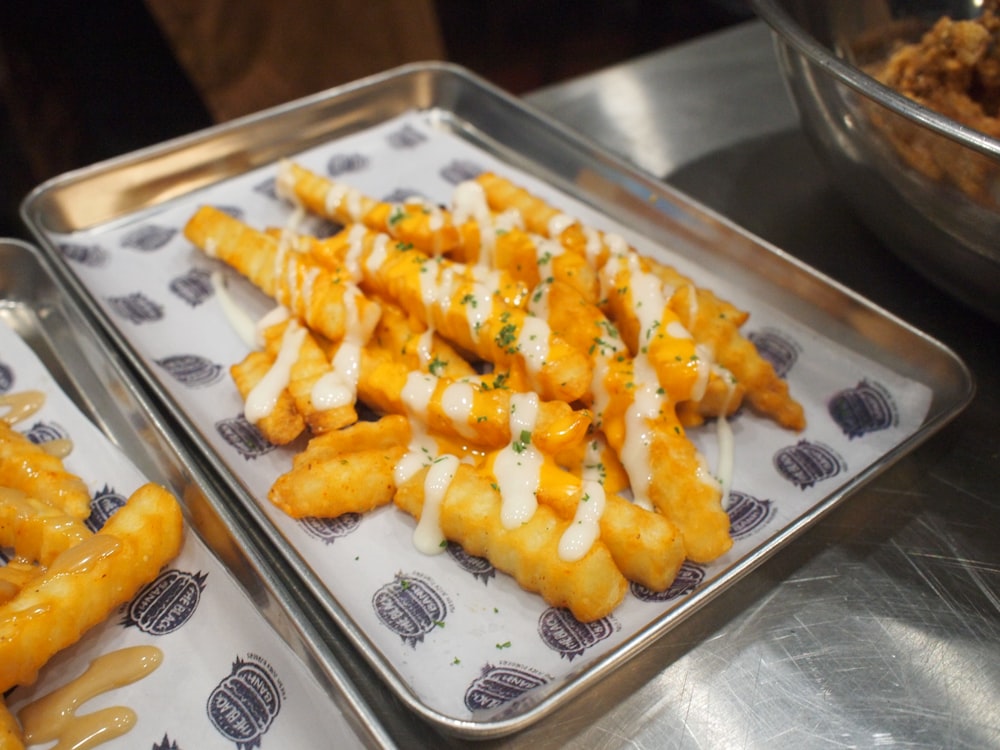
(514, 20, 1000, 750)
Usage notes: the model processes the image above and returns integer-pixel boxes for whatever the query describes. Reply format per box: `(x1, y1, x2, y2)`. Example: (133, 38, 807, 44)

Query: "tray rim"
(17, 61, 976, 739)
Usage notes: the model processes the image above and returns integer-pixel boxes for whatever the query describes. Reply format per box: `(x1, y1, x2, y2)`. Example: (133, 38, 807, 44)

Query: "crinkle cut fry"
(277, 160, 462, 254)
(230, 347, 308, 446)
(395, 463, 628, 623)
(527, 456, 686, 592)
(0, 490, 91, 565)
(184, 205, 380, 345)
(668, 284, 805, 431)
(596, 354, 733, 563)
(269, 416, 409, 518)
(0, 422, 91, 520)
(0, 483, 183, 692)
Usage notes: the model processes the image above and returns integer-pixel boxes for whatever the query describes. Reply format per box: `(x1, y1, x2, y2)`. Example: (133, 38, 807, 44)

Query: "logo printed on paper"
(747, 327, 800, 378)
(299, 513, 362, 543)
(726, 490, 776, 540)
(85, 485, 127, 532)
(121, 224, 176, 251)
(214, 204, 245, 220)
(207, 654, 284, 750)
(0, 361, 12, 392)
(382, 186, 429, 205)
(630, 560, 706, 602)
(105, 292, 164, 325)
(464, 663, 549, 713)
(828, 380, 898, 438)
(537, 607, 616, 661)
(253, 177, 279, 200)
(440, 159, 484, 185)
(774, 440, 847, 489)
(446, 542, 496, 584)
(155, 354, 225, 388)
(23, 420, 69, 446)
(169, 268, 214, 307)
(123, 569, 208, 635)
(327, 152, 369, 176)
(59, 242, 109, 267)
(386, 124, 427, 149)
(216, 415, 276, 460)
(372, 572, 450, 647)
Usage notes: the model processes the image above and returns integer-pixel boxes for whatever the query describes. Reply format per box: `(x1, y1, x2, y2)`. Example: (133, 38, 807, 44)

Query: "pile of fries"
(0, 391, 183, 747)
(184, 162, 804, 623)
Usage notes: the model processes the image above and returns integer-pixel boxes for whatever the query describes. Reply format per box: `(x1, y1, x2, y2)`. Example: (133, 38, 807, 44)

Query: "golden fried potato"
(269, 416, 410, 518)
(0, 483, 183, 692)
(0, 422, 91, 520)
(395, 463, 628, 622)
(0, 490, 91, 565)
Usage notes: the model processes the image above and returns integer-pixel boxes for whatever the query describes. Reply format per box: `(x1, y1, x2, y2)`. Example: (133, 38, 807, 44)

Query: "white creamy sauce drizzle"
(413, 454, 460, 554)
(494, 392, 543, 529)
(415, 328, 435, 368)
(395, 372, 440, 485)
(365, 232, 390, 275)
(325, 181, 365, 222)
(343, 224, 369, 282)
(582, 226, 603, 266)
(516, 316, 551, 388)
(210, 271, 257, 348)
(527, 278, 551, 322)
(245, 320, 307, 423)
(558, 439, 608, 562)
(310, 286, 369, 410)
(452, 181, 494, 266)
(713, 373, 739, 503)
(463, 280, 494, 344)
(620, 358, 661, 512)
(254, 306, 291, 348)
(690, 344, 714, 402)
(440, 381, 477, 439)
(547, 212, 576, 238)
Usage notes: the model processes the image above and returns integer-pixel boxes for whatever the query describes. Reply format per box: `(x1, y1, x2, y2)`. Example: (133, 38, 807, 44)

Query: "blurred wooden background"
(0, 0, 751, 238)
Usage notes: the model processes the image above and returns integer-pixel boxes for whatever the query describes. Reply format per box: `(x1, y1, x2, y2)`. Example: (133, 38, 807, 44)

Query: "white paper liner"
(41, 110, 934, 723)
(0, 321, 365, 748)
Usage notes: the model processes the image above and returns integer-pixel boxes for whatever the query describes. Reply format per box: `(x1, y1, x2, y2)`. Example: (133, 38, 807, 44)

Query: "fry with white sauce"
(0, 483, 183, 692)
(181, 161, 811, 619)
(277, 160, 462, 254)
(395, 461, 628, 623)
(0, 421, 91, 520)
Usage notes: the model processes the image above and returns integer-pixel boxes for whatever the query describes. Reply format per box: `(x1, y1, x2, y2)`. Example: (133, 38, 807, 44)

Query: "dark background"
(0, 1, 752, 240)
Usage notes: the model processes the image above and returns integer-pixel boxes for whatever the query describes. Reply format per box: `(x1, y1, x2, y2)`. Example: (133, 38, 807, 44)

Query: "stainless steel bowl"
(751, 0, 1000, 322)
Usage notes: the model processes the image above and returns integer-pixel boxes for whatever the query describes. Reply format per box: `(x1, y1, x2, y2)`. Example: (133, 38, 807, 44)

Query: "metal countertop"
(450, 19, 999, 750)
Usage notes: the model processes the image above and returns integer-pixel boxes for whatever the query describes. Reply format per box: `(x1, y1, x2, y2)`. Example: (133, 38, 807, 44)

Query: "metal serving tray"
(20, 63, 974, 739)
(0, 238, 397, 749)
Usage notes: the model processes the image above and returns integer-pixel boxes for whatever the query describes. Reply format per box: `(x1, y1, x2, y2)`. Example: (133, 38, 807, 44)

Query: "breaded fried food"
(0, 422, 91, 520)
(0, 700, 23, 750)
(0, 483, 183, 692)
(269, 416, 409, 518)
(184, 205, 381, 345)
(395, 463, 628, 622)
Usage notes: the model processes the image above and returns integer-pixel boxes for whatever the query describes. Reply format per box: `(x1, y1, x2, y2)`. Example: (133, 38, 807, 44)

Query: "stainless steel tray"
(20, 62, 974, 739)
(0, 238, 397, 749)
